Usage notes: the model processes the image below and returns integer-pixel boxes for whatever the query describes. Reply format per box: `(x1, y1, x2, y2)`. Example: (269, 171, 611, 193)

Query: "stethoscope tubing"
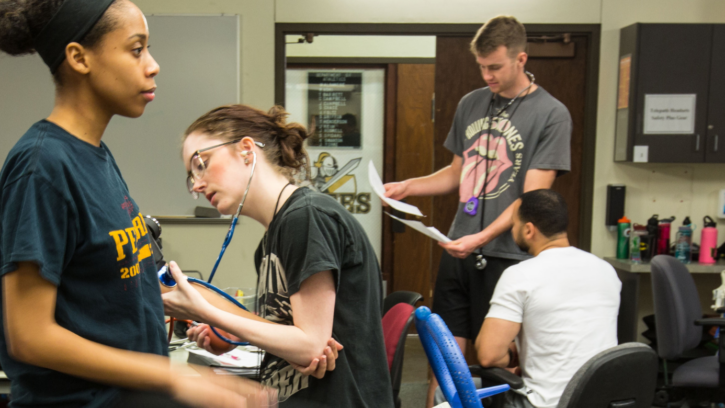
(187, 277, 251, 346)
(206, 150, 258, 284)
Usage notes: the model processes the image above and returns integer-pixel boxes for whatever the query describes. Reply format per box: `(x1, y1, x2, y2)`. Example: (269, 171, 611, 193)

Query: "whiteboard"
(0, 15, 239, 216)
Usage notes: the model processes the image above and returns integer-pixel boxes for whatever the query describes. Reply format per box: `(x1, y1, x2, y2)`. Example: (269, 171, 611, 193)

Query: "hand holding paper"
(368, 161, 423, 217)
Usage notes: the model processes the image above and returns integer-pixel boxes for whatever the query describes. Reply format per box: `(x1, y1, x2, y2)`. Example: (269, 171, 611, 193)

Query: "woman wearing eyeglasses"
(0, 1, 275, 407)
(162, 104, 395, 407)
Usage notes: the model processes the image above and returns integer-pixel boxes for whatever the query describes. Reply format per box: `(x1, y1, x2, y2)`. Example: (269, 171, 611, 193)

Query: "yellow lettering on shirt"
(133, 214, 147, 239)
(120, 262, 142, 279)
(108, 230, 129, 261)
(109, 213, 153, 267)
(125, 228, 139, 253)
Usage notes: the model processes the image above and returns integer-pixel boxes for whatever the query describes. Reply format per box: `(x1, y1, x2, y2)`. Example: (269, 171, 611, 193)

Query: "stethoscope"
(473, 71, 535, 271)
(159, 149, 260, 346)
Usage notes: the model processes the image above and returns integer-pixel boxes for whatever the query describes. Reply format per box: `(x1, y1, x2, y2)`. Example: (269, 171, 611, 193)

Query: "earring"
(244, 158, 250, 164)
(241, 150, 249, 164)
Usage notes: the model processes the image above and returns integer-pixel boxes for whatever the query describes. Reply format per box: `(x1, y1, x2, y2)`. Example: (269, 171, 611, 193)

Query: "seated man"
(475, 189, 621, 408)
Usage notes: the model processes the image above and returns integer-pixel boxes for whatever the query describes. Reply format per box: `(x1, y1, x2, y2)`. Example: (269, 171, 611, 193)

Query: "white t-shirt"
(486, 246, 621, 408)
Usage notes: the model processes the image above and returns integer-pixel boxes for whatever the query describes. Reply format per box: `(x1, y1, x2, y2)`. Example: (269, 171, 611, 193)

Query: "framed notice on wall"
(307, 72, 363, 148)
(643, 94, 696, 134)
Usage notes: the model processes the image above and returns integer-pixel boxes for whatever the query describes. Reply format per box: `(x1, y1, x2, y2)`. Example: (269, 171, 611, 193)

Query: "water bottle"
(641, 214, 659, 262)
(657, 216, 675, 255)
(630, 224, 646, 264)
(675, 225, 693, 264)
(617, 216, 631, 259)
(699, 216, 718, 265)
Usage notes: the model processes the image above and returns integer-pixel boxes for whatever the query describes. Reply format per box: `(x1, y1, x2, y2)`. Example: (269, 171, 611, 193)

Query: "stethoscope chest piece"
(475, 254, 487, 270)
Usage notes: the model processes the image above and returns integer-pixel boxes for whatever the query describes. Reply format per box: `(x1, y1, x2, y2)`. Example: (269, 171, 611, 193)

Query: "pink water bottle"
(699, 216, 718, 264)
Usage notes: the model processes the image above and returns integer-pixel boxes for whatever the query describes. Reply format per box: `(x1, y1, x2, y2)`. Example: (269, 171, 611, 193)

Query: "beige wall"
(275, 0, 602, 24)
(133, 0, 275, 289)
(592, 0, 725, 258)
(286, 35, 436, 58)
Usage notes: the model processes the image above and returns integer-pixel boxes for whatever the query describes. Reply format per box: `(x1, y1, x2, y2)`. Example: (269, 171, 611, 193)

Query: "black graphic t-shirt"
(444, 86, 572, 260)
(0, 120, 167, 408)
(254, 187, 394, 408)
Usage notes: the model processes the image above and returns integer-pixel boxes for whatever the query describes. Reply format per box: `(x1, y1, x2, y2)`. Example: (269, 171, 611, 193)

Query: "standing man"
(383, 16, 572, 406)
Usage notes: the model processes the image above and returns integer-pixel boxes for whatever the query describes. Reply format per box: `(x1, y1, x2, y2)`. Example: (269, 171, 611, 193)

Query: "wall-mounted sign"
(643, 94, 696, 134)
(307, 72, 362, 148)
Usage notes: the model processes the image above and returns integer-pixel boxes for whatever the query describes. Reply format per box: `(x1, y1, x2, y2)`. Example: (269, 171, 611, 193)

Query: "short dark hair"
(470, 15, 527, 58)
(518, 189, 568, 238)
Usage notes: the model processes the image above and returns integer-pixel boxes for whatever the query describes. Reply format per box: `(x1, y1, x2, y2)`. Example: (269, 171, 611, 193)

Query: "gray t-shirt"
(444, 86, 571, 260)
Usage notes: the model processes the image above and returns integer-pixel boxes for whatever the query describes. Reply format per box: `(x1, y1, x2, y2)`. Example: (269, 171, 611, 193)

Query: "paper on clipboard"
(387, 213, 451, 243)
(368, 161, 424, 217)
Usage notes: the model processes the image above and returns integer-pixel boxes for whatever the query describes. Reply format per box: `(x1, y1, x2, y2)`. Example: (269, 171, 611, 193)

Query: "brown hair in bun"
(184, 104, 311, 182)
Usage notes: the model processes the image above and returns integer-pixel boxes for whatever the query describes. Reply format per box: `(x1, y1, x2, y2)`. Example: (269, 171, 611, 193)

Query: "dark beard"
(515, 235, 530, 253)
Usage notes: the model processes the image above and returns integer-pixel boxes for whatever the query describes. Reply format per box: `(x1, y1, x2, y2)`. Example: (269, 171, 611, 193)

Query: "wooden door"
(388, 64, 436, 307)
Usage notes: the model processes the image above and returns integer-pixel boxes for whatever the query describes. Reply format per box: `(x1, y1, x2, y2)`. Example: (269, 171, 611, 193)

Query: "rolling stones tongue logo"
(459, 134, 513, 203)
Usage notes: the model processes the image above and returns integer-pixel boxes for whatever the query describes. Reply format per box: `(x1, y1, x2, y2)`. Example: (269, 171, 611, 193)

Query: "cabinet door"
(635, 24, 712, 163)
(706, 25, 725, 162)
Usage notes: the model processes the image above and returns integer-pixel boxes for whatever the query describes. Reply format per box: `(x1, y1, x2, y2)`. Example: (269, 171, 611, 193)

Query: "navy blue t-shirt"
(0, 120, 167, 407)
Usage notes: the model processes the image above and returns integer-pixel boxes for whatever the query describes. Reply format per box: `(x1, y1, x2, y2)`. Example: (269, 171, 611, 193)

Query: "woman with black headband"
(0, 1, 276, 407)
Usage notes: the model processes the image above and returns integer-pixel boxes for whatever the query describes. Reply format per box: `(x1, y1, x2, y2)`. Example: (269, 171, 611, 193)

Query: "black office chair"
(650, 255, 725, 404)
(383, 290, 423, 315)
(470, 343, 658, 408)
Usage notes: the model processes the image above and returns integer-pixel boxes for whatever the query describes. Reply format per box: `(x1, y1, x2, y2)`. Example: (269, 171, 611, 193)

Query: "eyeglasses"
(186, 139, 265, 199)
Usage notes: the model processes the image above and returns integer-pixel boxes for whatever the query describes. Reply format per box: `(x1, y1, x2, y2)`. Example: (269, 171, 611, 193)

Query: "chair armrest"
(694, 318, 725, 327)
(695, 318, 725, 367)
(469, 365, 524, 390)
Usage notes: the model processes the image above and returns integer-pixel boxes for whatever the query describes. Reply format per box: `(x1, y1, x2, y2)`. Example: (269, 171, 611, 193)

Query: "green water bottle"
(617, 216, 631, 259)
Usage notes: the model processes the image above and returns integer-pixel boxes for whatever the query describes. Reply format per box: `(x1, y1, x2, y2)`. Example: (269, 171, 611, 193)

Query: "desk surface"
(604, 257, 725, 274)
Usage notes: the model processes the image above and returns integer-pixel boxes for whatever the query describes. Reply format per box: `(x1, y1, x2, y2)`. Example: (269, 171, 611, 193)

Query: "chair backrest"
(557, 343, 658, 408)
(382, 303, 415, 370)
(383, 291, 423, 315)
(382, 303, 416, 407)
(650, 255, 702, 360)
(415, 307, 483, 408)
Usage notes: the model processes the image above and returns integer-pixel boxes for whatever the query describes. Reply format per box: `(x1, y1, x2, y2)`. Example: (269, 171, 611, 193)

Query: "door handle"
(715, 135, 719, 152)
(696, 134, 700, 151)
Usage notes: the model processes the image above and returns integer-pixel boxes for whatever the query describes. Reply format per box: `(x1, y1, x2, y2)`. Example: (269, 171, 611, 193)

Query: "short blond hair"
(470, 16, 527, 58)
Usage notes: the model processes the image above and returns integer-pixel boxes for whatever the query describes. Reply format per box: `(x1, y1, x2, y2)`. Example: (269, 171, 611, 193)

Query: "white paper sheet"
(387, 213, 451, 243)
(187, 347, 262, 368)
(368, 161, 424, 217)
